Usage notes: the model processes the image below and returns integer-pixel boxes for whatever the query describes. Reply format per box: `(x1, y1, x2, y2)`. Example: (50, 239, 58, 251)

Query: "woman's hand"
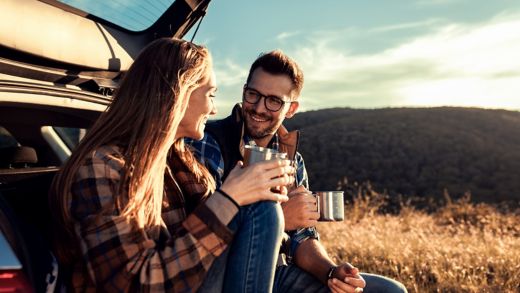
(220, 160, 295, 206)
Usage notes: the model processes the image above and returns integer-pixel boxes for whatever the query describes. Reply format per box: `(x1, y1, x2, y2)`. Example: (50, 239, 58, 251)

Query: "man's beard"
(243, 108, 278, 139)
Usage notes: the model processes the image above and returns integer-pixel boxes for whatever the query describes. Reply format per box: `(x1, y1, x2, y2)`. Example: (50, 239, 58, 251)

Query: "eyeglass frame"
(242, 85, 294, 112)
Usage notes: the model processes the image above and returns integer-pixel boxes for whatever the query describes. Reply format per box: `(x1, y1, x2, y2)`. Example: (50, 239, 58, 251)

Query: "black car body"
(0, 0, 210, 291)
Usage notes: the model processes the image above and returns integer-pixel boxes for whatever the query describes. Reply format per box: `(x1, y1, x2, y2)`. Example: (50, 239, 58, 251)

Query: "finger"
(328, 281, 340, 293)
(302, 195, 318, 204)
(293, 193, 317, 203)
(329, 278, 356, 293)
(287, 193, 313, 202)
(288, 189, 313, 197)
(330, 282, 351, 293)
(306, 211, 320, 221)
(339, 263, 359, 276)
(334, 278, 358, 293)
(256, 159, 292, 169)
(328, 280, 341, 293)
(263, 165, 295, 180)
(349, 267, 360, 276)
(303, 219, 318, 227)
(288, 185, 309, 194)
(345, 277, 366, 289)
(301, 203, 319, 213)
(260, 188, 289, 201)
(274, 192, 289, 203)
(279, 195, 289, 202)
(269, 174, 294, 187)
(227, 161, 245, 176)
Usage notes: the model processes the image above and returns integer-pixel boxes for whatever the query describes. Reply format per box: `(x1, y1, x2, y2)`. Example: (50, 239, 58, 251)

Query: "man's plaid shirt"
(186, 133, 320, 259)
(68, 145, 238, 292)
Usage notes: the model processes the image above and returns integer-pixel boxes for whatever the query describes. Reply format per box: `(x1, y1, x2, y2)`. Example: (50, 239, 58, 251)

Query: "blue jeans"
(198, 201, 284, 293)
(273, 264, 408, 293)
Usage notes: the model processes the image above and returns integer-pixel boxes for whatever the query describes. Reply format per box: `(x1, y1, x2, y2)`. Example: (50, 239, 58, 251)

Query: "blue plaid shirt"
(186, 132, 319, 259)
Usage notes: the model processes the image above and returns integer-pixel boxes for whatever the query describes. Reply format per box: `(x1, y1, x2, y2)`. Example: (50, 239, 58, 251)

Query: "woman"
(50, 38, 294, 292)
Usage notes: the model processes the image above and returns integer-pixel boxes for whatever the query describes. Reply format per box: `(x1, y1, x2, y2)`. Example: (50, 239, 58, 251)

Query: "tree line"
(285, 107, 520, 205)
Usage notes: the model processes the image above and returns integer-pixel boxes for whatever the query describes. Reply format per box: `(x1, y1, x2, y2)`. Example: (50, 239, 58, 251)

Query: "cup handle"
(313, 193, 321, 219)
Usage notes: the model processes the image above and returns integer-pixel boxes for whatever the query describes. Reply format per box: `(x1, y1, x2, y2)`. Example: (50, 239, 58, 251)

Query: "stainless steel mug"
(315, 191, 344, 221)
(243, 145, 287, 166)
(243, 145, 288, 193)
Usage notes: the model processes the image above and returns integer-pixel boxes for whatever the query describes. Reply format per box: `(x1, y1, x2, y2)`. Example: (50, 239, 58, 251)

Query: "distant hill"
(284, 107, 520, 204)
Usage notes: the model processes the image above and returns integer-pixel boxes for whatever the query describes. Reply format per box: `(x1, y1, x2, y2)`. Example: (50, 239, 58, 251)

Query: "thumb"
(228, 161, 244, 176)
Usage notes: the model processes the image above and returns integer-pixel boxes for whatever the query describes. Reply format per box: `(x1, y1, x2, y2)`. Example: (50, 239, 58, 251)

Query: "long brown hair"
(50, 38, 215, 261)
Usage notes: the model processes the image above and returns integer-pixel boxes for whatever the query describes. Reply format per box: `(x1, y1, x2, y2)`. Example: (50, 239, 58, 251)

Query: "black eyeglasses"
(243, 86, 291, 112)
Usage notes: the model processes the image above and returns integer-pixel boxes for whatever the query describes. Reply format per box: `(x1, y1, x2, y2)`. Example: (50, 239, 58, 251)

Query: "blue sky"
(60, 0, 520, 118)
(186, 0, 520, 118)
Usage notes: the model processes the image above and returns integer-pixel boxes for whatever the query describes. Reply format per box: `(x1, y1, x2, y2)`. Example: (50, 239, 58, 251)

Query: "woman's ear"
(285, 101, 299, 119)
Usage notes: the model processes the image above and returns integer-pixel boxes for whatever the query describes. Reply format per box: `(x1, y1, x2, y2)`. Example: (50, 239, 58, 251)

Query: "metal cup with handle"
(243, 145, 287, 166)
(243, 145, 288, 193)
(314, 191, 344, 221)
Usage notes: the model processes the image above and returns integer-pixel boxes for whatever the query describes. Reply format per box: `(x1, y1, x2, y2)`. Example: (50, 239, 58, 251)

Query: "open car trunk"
(0, 0, 211, 291)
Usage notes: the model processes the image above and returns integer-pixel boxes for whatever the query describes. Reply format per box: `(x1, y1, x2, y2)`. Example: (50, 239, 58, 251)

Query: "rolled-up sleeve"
(287, 227, 320, 259)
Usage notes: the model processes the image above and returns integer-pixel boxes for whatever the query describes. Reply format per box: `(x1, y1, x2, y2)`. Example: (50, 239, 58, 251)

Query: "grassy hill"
(318, 191, 520, 292)
(285, 107, 520, 204)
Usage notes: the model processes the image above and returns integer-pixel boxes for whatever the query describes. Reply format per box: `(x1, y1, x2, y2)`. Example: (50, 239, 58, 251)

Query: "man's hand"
(328, 263, 366, 293)
(281, 186, 319, 231)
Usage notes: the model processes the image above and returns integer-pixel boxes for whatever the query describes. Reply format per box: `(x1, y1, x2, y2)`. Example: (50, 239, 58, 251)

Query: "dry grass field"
(317, 190, 520, 293)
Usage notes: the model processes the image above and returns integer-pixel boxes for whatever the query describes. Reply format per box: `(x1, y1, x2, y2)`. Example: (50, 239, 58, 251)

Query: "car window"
(0, 126, 86, 165)
(53, 127, 86, 150)
(57, 0, 175, 32)
(0, 126, 18, 149)
(40, 127, 87, 164)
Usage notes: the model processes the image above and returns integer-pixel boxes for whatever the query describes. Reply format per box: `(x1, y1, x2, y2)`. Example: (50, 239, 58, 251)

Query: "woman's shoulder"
(78, 145, 127, 177)
(91, 145, 125, 162)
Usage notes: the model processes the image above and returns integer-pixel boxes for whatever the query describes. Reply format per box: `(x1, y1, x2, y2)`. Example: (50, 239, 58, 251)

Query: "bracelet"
(216, 189, 240, 209)
(327, 266, 337, 280)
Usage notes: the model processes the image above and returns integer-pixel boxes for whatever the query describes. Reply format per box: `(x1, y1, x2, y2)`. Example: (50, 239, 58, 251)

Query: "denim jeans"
(198, 201, 284, 293)
(273, 264, 408, 293)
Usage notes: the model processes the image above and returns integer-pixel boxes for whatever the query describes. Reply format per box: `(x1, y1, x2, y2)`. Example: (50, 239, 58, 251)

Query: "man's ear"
(285, 101, 299, 119)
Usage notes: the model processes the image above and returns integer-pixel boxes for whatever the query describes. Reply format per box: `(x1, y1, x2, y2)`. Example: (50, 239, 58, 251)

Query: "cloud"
(287, 12, 520, 111)
(369, 19, 444, 33)
(213, 58, 248, 87)
(212, 59, 248, 115)
(276, 31, 302, 41)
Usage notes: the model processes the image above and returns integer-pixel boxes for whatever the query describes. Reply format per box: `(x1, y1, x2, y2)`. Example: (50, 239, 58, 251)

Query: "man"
(188, 50, 407, 292)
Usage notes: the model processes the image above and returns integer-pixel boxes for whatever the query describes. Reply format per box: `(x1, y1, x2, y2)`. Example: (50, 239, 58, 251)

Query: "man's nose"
(253, 96, 268, 113)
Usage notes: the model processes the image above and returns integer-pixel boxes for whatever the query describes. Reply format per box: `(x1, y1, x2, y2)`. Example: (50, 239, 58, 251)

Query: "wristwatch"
(327, 266, 337, 280)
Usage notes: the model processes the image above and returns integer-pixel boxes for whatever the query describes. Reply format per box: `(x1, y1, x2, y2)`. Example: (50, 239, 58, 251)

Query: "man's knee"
(361, 273, 408, 293)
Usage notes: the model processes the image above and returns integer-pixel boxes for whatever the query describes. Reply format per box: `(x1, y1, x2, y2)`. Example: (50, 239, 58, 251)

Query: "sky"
(60, 0, 520, 118)
(184, 0, 520, 118)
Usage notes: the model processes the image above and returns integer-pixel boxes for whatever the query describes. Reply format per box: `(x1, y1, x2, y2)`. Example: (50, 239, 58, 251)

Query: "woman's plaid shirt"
(68, 145, 238, 292)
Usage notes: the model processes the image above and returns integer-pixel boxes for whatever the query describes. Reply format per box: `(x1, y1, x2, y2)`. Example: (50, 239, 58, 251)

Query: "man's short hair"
(246, 50, 304, 98)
